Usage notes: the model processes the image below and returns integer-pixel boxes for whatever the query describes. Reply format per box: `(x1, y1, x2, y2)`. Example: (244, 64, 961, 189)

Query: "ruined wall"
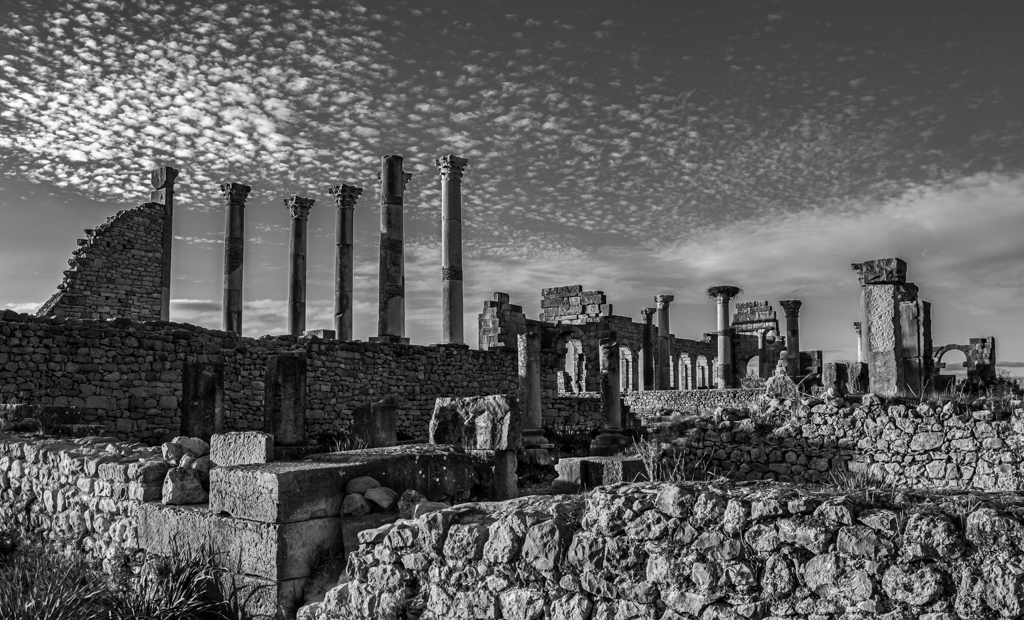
(625, 388, 763, 415)
(37, 203, 166, 323)
(319, 481, 1024, 620)
(0, 312, 515, 443)
(542, 393, 604, 432)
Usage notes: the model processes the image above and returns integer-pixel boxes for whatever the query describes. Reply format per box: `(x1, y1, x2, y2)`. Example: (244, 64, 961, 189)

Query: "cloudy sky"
(1, 0, 1022, 374)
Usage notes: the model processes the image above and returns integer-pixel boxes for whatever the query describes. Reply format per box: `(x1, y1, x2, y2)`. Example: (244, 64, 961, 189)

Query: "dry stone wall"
(37, 203, 165, 323)
(309, 480, 1024, 620)
(0, 312, 515, 443)
(625, 389, 763, 416)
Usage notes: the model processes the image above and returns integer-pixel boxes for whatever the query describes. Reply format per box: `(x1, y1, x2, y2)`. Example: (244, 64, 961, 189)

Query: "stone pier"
(373, 155, 412, 344)
(263, 355, 307, 447)
(853, 258, 921, 394)
(518, 332, 552, 462)
(640, 307, 656, 391)
(436, 154, 468, 345)
(285, 196, 314, 337)
(780, 300, 803, 378)
(756, 329, 769, 379)
(590, 338, 630, 456)
(900, 300, 933, 395)
(220, 182, 251, 335)
(329, 184, 362, 341)
(654, 295, 674, 389)
(150, 166, 178, 322)
(709, 288, 739, 388)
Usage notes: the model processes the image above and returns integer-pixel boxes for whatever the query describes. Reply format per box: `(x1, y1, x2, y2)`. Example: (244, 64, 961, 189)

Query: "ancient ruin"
(0, 163, 1012, 620)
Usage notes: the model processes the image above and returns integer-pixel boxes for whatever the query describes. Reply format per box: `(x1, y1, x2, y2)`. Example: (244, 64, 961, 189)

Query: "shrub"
(0, 543, 109, 620)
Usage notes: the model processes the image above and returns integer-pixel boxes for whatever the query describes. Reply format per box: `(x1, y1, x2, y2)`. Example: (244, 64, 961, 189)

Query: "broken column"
(901, 300, 933, 394)
(263, 354, 307, 447)
(519, 332, 552, 462)
(640, 307, 656, 391)
(150, 166, 178, 322)
(220, 182, 251, 335)
(436, 154, 468, 345)
(328, 184, 363, 341)
(285, 196, 314, 337)
(708, 287, 741, 388)
(590, 338, 631, 456)
(654, 295, 674, 389)
(852, 258, 917, 394)
(854, 322, 863, 362)
(373, 155, 412, 344)
(779, 300, 803, 378)
(756, 329, 769, 379)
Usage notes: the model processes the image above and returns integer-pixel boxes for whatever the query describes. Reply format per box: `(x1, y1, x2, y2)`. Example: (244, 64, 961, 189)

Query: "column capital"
(779, 299, 803, 317)
(284, 196, 315, 220)
(854, 321, 862, 335)
(329, 184, 363, 208)
(654, 294, 674, 309)
(150, 166, 179, 189)
(435, 154, 469, 181)
(640, 307, 656, 322)
(219, 182, 252, 206)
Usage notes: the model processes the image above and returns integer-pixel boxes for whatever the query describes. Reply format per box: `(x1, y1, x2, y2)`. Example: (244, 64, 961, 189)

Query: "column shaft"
(640, 307, 655, 391)
(780, 300, 803, 378)
(437, 155, 468, 344)
(286, 196, 314, 337)
(716, 298, 733, 388)
(221, 183, 251, 335)
(600, 339, 622, 429)
(854, 322, 863, 363)
(376, 155, 411, 341)
(654, 296, 674, 389)
(330, 185, 362, 340)
(150, 166, 178, 322)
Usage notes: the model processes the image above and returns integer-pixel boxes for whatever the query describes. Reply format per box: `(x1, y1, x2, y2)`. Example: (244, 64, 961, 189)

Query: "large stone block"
(210, 432, 274, 467)
(862, 284, 903, 394)
(428, 394, 522, 450)
(351, 396, 398, 449)
(263, 355, 307, 446)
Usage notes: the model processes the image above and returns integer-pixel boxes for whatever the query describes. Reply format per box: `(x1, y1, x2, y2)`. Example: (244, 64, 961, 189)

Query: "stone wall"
(625, 389, 763, 415)
(0, 312, 515, 443)
(655, 396, 1024, 492)
(543, 394, 604, 432)
(312, 480, 1024, 620)
(37, 203, 165, 323)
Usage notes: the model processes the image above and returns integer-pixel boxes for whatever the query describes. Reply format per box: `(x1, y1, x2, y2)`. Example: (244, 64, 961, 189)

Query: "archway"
(935, 347, 968, 392)
(678, 353, 692, 391)
(744, 356, 761, 386)
(696, 355, 709, 388)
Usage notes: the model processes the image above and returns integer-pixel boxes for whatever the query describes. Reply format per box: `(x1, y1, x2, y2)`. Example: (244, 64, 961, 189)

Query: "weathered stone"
(443, 523, 489, 561)
(161, 467, 207, 505)
(171, 436, 210, 458)
(498, 588, 545, 620)
(364, 486, 398, 510)
(263, 354, 307, 446)
(551, 593, 594, 620)
(522, 519, 571, 571)
(484, 515, 526, 564)
(342, 493, 371, 517)
(428, 394, 522, 450)
(837, 525, 893, 559)
(882, 565, 945, 606)
(346, 476, 381, 495)
(209, 432, 273, 467)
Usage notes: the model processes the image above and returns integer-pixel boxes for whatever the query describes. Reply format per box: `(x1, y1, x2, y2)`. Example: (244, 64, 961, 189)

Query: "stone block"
(339, 512, 400, 564)
(554, 456, 647, 492)
(853, 258, 907, 284)
(822, 362, 869, 396)
(180, 360, 224, 442)
(210, 431, 274, 467)
(428, 394, 522, 451)
(263, 355, 307, 446)
(541, 285, 582, 298)
(351, 396, 398, 449)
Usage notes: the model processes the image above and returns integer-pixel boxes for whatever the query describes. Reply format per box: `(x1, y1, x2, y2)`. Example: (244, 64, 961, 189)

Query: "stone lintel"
(328, 183, 363, 208)
(219, 182, 252, 206)
(284, 196, 315, 220)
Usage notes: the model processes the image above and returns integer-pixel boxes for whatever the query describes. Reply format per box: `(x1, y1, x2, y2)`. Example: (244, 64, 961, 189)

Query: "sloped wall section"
(37, 203, 166, 322)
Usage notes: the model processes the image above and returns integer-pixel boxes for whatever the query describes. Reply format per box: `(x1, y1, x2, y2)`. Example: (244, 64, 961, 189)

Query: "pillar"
(590, 338, 631, 456)
(710, 291, 737, 388)
(263, 354, 307, 446)
(150, 166, 178, 322)
(756, 329, 769, 379)
(854, 322, 863, 363)
(181, 358, 224, 442)
(852, 258, 911, 394)
(329, 184, 363, 341)
(519, 332, 552, 459)
(780, 300, 803, 378)
(640, 307, 656, 391)
(436, 154, 468, 344)
(285, 196, 314, 337)
(654, 295, 674, 389)
(374, 155, 412, 343)
(220, 182, 251, 335)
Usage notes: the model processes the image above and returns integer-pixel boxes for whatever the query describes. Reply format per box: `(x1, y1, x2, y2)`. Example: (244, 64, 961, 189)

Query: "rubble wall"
(543, 394, 604, 432)
(625, 388, 763, 415)
(0, 312, 515, 442)
(37, 203, 166, 323)
(319, 481, 1024, 620)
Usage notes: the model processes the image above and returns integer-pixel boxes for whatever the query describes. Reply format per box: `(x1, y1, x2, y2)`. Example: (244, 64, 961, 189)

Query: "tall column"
(436, 154, 468, 344)
(285, 196, 314, 337)
(329, 184, 363, 341)
(374, 155, 412, 343)
(854, 322, 863, 362)
(150, 166, 178, 322)
(709, 289, 739, 388)
(590, 338, 631, 456)
(519, 332, 552, 461)
(220, 182, 251, 335)
(640, 307, 656, 391)
(757, 329, 769, 379)
(780, 300, 803, 378)
(654, 295, 674, 389)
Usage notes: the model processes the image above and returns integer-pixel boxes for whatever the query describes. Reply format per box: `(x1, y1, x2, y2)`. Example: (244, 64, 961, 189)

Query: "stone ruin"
(0, 157, 1010, 619)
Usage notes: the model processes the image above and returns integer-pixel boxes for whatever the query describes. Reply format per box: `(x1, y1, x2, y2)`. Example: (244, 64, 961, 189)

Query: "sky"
(0, 0, 1022, 375)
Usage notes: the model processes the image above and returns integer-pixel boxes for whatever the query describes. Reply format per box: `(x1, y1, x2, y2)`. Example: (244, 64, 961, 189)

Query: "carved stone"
(329, 184, 363, 341)
(851, 257, 908, 285)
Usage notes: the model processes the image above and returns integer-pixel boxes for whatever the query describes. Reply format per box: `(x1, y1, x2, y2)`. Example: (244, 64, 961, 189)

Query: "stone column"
(640, 307, 656, 391)
(263, 354, 307, 446)
(780, 300, 803, 378)
(329, 184, 363, 341)
(285, 196, 314, 337)
(374, 155, 412, 343)
(590, 338, 631, 456)
(709, 291, 738, 388)
(519, 332, 552, 461)
(654, 296, 674, 389)
(756, 329, 769, 379)
(150, 166, 178, 322)
(436, 154, 468, 344)
(220, 182, 251, 335)
(854, 322, 863, 362)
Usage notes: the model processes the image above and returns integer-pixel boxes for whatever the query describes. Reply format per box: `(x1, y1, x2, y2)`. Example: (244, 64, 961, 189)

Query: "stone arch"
(620, 346, 638, 392)
(678, 352, 692, 391)
(745, 355, 761, 382)
(696, 354, 710, 388)
(552, 326, 588, 394)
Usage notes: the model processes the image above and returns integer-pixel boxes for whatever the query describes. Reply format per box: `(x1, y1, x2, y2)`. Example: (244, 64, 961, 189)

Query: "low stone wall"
(0, 312, 515, 442)
(625, 388, 762, 415)
(543, 394, 604, 432)
(654, 396, 1024, 491)
(311, 480, 1024, 620)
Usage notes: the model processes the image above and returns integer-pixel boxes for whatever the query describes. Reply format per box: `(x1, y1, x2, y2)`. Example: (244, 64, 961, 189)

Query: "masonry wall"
(37, 203, 165, 323)
(625, 388, 763, 415)
(0, 312, 516, 443)
(319, 481, 1024, 620)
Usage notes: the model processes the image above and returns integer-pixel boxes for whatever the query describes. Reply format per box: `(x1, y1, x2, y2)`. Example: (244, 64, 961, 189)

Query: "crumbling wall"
(37, 203, 166, 322)
(320, 481, 1024, 620)
(0, 312, 515, 442)
(625, 389, 763, 415)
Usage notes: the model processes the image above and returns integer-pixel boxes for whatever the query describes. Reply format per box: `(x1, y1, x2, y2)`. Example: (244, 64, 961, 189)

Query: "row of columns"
(151, 153, 469, 342)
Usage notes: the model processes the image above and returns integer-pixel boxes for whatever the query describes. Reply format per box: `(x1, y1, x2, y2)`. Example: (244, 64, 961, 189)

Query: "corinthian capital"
(219, 182, 252, 206)
(435, 154, 468, 181)
(654, 294, 674, 310)
(779, 299, 803, 318)
(329, 184, 363, 208)
(284, 196, 315, 220)
(640, 307, 656, 322)
(150, 166, 179, 189)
